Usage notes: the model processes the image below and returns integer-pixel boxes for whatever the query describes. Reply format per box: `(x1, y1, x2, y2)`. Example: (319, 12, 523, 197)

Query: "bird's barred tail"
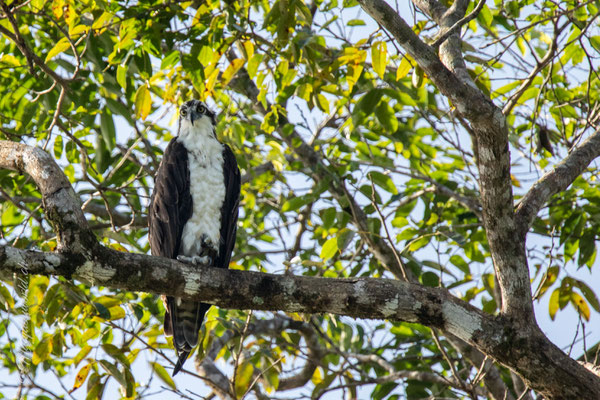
(163, 296, 211, 376)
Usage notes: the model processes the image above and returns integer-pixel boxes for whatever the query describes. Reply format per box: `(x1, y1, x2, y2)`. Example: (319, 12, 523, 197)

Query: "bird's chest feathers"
(178, 132, 225, 256)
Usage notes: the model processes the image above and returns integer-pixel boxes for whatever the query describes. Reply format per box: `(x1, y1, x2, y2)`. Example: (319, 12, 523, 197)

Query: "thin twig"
(368, 175, 408, 281)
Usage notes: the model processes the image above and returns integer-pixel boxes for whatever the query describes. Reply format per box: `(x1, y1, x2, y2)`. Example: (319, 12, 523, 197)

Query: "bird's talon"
(177, 255, 209, 265)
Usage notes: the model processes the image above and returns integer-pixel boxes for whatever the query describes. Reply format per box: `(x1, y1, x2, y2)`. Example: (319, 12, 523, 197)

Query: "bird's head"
(178, 100, 216, 135)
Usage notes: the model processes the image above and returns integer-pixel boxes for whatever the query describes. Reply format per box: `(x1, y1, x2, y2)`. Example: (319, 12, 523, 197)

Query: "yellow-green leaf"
(71, 363, 92, 392)
(117, 64, 127, 90)
(247, 53, 263, 79)
(94, 295, 121, 308)
(321, 237, 338, 260)
(0, 283, 15, 309)
(45, 38, 71, 62)
(396, 57, 412, 80)
(549, 289, 559, 320)
(31, 0, 45, 11)
(222, 58, 245, 86)
(150, 362, 176, 390)
(32, 336, 53, 365)
(92, 11, 114, 31)
(315, 93, 330, 113)
(371, 41, 387, 79)
(51, 0, 64, 19)
(73, 345, 92, 366)
(571, 292, 590, 321)
(135, 85, 152, 120)
(241, 40, 254, 60)
(234, 362, 255, 396)
(0, 54, 21, 67)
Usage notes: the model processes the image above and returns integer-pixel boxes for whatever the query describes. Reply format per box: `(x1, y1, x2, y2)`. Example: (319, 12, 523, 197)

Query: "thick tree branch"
(357, 0, 532, 321)
(430, 0, 486, 49)
(0, 141, 96, 252)
(515, 129, 600, 234)
(1, 243, 599, 398)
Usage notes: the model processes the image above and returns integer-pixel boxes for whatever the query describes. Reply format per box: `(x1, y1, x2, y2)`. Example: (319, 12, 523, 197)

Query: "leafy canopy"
(1, 0, 600, 399)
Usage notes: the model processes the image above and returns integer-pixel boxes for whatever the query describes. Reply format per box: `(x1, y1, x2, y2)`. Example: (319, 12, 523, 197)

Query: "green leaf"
(449, 255, 470, 274)
(336, 228, 355, 253)
(356, 88, 383, 115)
(150, 362, 176, 390)
(371, 41, 387, 79)
(479, 4, 493, 27)
(321, 208, 337, 230)
(420, 271, 440, 287)
(93, 302, 111, 320)
(99, 112, 116, 151)
(53, 135, 63, 159)
(135, 85, 152, 120)
(99, 360, 127, 386)
(161, 51, 180, 69)
(369, 171, 398, 195)
(282, 195, 311, 212)
(375, 101, 398, 133)
(590, 36, 600, 52)
(412, 65, 424, 87)
(347, 19, 365, 26)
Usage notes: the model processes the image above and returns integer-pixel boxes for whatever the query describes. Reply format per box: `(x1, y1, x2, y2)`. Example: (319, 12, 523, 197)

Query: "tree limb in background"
(515, 128, 600, 233)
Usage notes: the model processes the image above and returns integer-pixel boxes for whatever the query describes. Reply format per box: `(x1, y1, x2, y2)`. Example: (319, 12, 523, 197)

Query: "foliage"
(1, 0, 600, 398)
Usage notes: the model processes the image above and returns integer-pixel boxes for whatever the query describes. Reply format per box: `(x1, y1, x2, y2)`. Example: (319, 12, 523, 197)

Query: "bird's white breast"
(177, 121, 225, 257)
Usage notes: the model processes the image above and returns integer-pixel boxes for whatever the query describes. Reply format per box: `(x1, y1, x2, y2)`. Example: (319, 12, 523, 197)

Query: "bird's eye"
(197, 105, 206, 114)
(180, 109, 187, 117)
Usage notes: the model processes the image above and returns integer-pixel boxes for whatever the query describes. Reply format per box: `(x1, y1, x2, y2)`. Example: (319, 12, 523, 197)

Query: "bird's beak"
(189, 109, 202, 126)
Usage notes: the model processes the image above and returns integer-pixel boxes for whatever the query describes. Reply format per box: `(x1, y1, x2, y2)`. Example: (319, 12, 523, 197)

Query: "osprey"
(148, 99, 240, 376)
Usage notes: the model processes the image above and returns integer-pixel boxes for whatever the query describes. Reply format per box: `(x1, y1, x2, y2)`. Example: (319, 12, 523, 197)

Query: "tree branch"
(357, 0, 532, 321)
(515, 129, 600, 234)
(0, 1, 71, 88)
(0, 141, 96, 252)
(430, 0, 486, 49)
(0, 242, 598, 398)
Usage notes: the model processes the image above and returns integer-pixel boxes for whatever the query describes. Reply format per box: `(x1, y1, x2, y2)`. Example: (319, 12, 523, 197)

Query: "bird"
(148, 99, 240, 376)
